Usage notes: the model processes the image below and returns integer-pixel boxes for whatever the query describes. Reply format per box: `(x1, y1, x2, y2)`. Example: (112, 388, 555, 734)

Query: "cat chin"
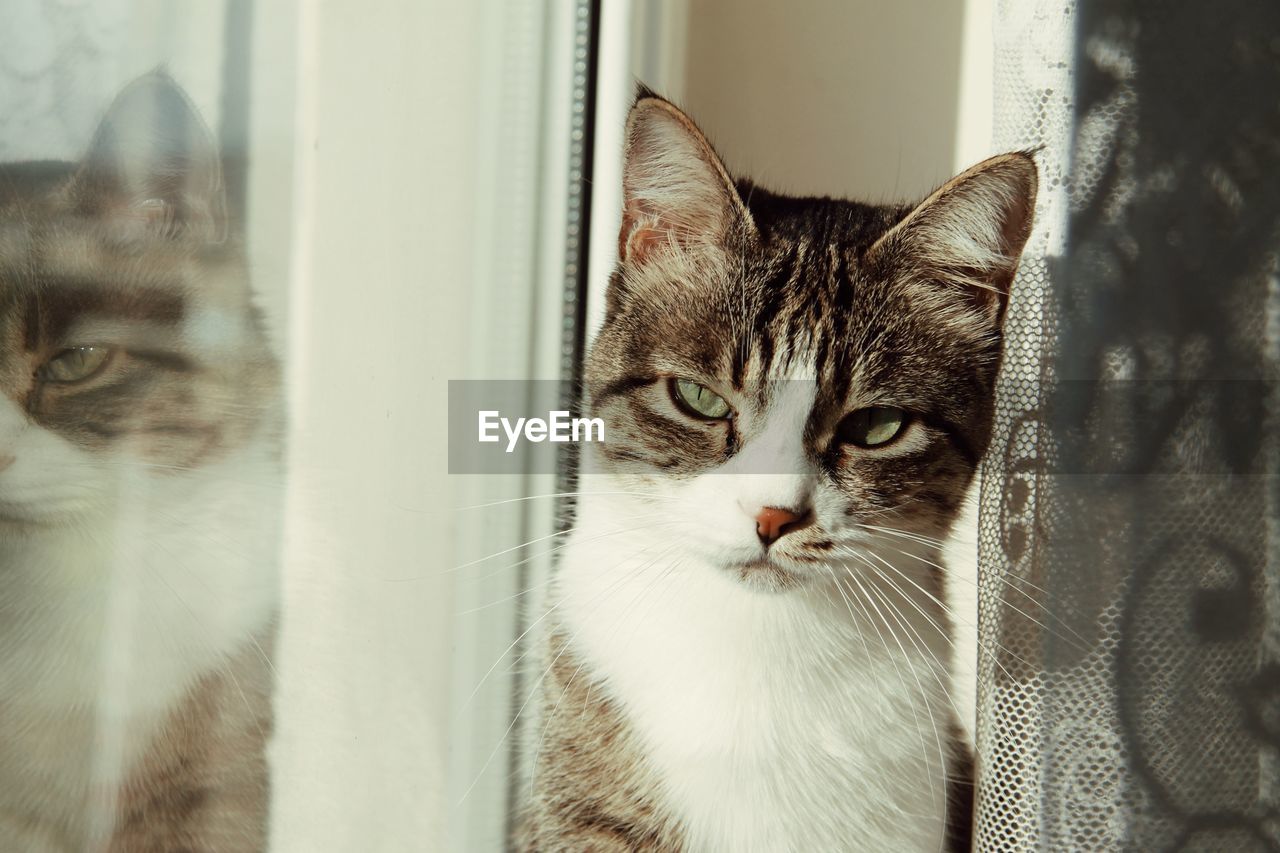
(0, 491, 127, 527)
(0, 504, 95, 528)
(726, 558, 811, 593)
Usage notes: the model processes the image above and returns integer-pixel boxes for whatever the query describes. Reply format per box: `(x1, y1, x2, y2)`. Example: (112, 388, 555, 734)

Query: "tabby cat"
(519, 90, 1035, 852)
(0, 74, 280, 850)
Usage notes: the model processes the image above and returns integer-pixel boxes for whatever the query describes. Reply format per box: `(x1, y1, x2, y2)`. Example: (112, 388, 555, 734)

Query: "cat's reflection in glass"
(0, 74, 281, 851)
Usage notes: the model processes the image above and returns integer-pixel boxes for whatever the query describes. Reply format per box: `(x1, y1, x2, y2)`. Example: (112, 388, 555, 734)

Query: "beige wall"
(262, 3, 569, 850)
(263, 1, 481, 849)
(679, 0, 965, 202)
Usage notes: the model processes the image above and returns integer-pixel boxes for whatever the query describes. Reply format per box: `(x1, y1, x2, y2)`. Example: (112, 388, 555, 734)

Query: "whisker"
(464, 531, 682, 710)
(852, 560, 1023, 764)
(528, 544, 687, 792)
(862, 536, 1089, 651)
(456, 490, 680, 511)
(458, 622, 578, 808)
(473, 541, 686, 804)
(844, 567, 943, 822)
(847, 546, 1033, 682)
(851, 566, 981, 770)
(137, 561, 268, 742)
(861, 523, 1057, 598)
(821, 565, 892, 727)
(458, 574, 554, 616)
(438, 513, 675, 579)
(460, 516, 679, 586)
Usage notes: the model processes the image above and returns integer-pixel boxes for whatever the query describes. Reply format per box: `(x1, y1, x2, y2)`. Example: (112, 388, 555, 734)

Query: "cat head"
(584, 90, 1036, 592)
(0, 74, 278, 527)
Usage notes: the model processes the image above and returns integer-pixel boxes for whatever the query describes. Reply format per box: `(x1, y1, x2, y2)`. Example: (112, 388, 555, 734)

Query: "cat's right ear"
(619, 91, 753, 266)
(69, 72, 228, 243)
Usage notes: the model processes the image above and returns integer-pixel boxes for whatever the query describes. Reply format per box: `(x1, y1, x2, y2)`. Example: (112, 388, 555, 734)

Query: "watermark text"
(478, 410, 605, 453)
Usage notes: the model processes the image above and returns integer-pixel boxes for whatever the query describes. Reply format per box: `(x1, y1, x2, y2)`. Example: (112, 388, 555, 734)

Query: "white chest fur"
(0, 446, 280, 833)
(556, 516, 954, 853)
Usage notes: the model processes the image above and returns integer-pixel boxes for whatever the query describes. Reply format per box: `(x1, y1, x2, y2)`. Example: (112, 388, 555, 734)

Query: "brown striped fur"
(515, 634, 684, 852)
(106, 633, 274, 853)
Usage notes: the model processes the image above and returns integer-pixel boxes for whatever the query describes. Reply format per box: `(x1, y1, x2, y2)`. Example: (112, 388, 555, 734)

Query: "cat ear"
(71, 72, 227, 243)
(868, 153, 1037, 326)
(620, 90, 753, 265)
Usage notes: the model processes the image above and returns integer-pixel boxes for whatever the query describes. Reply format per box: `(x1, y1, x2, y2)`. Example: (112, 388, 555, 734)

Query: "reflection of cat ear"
(868, 152, 1038, 327)
(71, 71, 228, 244)
(619, 91, 754, 265)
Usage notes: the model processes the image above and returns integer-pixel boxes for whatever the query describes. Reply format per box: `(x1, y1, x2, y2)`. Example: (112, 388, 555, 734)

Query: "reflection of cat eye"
(837, 406, 908, 448)
(40, 346, 113, 383)
(670, 378, 732, 420)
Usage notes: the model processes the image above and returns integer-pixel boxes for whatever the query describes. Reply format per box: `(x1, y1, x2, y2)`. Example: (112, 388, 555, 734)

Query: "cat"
(0, 74, 281, 851)
(518, 89, 1035, 852)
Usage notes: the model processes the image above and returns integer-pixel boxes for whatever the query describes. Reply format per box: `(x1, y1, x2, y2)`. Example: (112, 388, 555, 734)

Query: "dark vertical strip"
(218, 0, 254, 225)
(508, 2, 603, 843)
(945, 739, 974, 853)
(553, 0, 602, 533)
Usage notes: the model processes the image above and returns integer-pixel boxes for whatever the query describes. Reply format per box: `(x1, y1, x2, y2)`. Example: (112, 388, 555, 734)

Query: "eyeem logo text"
(478, 410, 605, 453)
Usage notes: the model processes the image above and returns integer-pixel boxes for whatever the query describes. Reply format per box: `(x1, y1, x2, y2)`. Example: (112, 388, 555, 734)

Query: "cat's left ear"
(70, 72, 228, 243)
(868, 153, 1037, 327)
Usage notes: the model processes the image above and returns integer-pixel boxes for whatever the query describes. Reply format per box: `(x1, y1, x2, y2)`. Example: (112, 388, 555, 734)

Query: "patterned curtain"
(0, 0, 229, 162)
(977, 1, 1280, 849)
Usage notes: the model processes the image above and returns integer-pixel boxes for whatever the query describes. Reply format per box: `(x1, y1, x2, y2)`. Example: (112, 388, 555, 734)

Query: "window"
(1, 2, 1274, 851)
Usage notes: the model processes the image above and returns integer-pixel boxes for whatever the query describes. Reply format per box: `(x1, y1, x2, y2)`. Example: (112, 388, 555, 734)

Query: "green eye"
(837, 406, 908, 448)
(41, 346, 112, 383)
(671, 378, 732, 420)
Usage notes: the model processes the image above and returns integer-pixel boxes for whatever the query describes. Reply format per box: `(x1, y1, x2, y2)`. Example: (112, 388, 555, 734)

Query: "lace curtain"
(0, 0, 227, 162)
(978, 1, 1280, 849)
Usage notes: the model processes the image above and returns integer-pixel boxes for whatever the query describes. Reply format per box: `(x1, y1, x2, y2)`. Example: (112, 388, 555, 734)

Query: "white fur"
(0, 395, 279, 843)
(556, 379, 957, 852)
(943, 486, 981, 751)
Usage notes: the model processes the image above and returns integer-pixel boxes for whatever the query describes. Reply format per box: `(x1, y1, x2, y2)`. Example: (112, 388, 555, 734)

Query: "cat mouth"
(0, 498, 90, 526)
(731, 558, 804, 592)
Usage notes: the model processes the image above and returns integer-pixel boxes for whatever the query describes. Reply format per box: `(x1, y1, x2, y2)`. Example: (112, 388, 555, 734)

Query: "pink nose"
(755, 506, 811, 546)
